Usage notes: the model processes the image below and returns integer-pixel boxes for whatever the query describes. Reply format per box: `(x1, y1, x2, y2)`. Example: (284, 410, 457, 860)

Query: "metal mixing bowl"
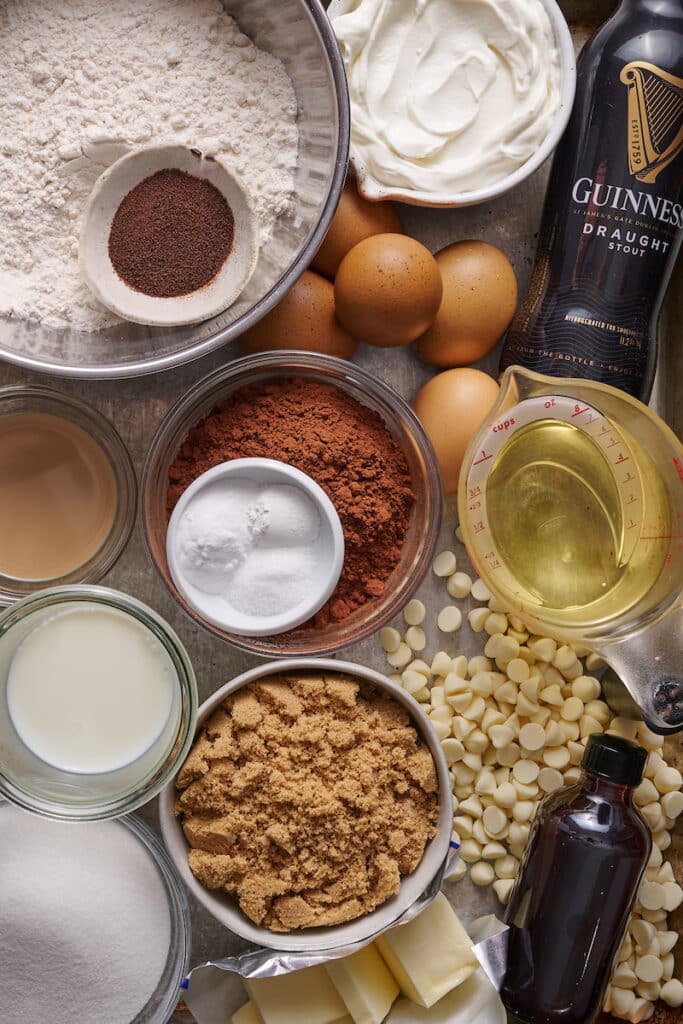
(0, 0, 349, 378)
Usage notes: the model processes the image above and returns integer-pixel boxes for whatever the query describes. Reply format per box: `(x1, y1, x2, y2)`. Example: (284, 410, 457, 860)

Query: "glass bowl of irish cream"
(0, 386, 136, 604)
(0, 586, 197, 821)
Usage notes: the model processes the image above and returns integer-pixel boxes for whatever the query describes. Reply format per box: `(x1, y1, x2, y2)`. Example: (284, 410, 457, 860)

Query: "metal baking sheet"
(0, 1, 679, 1021)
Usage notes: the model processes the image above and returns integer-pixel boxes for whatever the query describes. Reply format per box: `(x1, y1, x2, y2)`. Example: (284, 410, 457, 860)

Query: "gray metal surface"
(0, 0, 680, 1020)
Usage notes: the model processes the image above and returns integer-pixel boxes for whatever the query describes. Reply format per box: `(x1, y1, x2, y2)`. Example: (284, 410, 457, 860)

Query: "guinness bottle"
(500, 0, 683, 400)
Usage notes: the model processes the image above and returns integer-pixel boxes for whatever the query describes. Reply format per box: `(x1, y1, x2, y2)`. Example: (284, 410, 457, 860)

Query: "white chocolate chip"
(660, 979, 683, 1007)
(386, 642, 412, 668)
(471, 578, 492, 602)
(437, 605, 463, 633)
(654, 765, 683, 794)
(470, 860, 495, 886)
(433, 550, 457, 577)
(519, 722, 546, 751)
(405, 625, 427, 651)
(493, 877, 514, 904)
(538, 767, 564, 793)
(447, 572, 472, 599)
(403, 598, 426, 626)
(380, 626, 401, 653)
(635, 955, 663, 983)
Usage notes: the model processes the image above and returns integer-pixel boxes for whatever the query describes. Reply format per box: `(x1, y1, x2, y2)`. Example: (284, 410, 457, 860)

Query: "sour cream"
(331, 0, 562, 195)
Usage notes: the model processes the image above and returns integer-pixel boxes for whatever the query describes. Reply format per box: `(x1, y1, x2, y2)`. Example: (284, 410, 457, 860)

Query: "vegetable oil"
(486, 417, 669, 617)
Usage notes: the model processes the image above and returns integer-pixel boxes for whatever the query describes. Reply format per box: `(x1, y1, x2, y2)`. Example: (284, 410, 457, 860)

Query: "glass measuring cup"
(458, 367, 683, 734)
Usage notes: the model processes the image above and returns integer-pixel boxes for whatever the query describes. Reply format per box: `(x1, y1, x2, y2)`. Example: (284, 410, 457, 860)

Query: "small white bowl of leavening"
(79, 144, 259, 327)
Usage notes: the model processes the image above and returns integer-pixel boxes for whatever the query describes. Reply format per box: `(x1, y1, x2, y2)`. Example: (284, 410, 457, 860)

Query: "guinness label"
(621, 61, 683, 183)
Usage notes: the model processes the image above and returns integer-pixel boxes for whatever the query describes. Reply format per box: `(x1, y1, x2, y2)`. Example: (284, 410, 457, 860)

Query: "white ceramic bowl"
(328, 0, 576, 208)
(80, 145, 259, 327)
(166, 458, 345, 636)
(159, 658, 452, 952)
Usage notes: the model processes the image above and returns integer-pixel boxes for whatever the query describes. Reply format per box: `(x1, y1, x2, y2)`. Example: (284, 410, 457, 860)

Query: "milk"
(7, 607, 175, 774)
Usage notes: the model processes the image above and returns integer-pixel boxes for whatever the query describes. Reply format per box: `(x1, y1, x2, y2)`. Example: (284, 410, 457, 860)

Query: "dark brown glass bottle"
(500, 0, 683, 400)
(501, 734, 651, 1024)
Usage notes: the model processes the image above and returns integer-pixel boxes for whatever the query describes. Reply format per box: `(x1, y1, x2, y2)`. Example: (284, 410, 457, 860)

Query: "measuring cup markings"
(459, 367, 683, 733)
(465, 395, 645, 602)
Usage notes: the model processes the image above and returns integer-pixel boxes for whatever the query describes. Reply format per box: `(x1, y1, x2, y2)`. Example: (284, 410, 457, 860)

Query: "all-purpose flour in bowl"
(0, 803, 179, 1024)
(0, 0, 298, 329)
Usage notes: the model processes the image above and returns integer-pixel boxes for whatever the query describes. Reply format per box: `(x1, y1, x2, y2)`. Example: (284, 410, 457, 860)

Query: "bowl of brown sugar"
(141, 351, 443, 657)
(158, 658, 452, 951)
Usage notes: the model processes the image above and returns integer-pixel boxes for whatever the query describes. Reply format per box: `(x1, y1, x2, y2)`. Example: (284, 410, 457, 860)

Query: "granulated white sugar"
(0, 0, 298, 329)
(0, 804, 173, 1024)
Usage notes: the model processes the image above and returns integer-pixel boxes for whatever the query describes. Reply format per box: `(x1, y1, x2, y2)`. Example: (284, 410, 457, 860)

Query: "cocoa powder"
(109, 168, 235, 298)
(166, 378, 415, 628)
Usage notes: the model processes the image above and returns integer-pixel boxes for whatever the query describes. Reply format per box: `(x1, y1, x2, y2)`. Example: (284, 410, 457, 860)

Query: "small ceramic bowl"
(328, 0, 576, 208)
(159, 658, 452, 952)
(80, 144, 259, 326)
(166, 458, 345, 636)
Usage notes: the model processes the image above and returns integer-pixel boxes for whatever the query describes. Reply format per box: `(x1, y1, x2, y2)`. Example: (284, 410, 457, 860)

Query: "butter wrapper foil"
(182, 855, 509, 1024)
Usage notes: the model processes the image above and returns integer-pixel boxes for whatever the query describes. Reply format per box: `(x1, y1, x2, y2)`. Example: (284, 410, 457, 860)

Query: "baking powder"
(0, 0, 298, 329)
(173, 478, 324, 621)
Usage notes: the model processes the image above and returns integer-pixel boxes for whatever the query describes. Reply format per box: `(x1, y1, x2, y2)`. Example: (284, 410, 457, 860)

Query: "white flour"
(0, 0, 298, 329)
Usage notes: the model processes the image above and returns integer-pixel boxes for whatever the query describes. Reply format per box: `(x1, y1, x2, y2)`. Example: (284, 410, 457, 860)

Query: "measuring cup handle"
(598, 605, 683, 735)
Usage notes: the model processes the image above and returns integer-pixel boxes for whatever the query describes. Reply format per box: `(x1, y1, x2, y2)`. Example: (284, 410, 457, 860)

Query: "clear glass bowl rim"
(140, 350, 444, 657)
(0, 385, 137, 604)
(0, 584, 198, 821)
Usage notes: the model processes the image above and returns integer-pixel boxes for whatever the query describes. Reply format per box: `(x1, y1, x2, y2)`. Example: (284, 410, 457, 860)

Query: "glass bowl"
(0, 0, 349, 378)
(0, 586, 198, 821)
(0, 386, 136, 604)
(127, 815, 192, 1024)
(141, 351, 443, 657)
(0, 801, 191, 1024)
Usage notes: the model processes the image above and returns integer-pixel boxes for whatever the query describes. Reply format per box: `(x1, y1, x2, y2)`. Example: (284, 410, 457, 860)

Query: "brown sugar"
(175, 672, 439, 932)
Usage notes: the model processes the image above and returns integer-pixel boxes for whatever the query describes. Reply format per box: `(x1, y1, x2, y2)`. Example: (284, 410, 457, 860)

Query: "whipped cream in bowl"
(329, 0, 576, 207)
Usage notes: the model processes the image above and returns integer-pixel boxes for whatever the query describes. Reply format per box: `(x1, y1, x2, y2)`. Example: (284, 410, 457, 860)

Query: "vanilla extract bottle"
(500, 0, 683, 400)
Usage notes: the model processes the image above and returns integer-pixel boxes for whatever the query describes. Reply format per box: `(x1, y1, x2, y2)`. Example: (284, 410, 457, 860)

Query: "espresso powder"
(166, 379, 415, 629)
(108, 169, 235, 297)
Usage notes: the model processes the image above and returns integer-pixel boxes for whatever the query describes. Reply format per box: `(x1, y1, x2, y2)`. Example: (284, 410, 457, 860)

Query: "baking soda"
(171, 477, 324, 622)
(0, 804, 172, 1024)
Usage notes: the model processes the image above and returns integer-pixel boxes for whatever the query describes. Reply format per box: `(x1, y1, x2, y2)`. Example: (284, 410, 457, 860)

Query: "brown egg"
(415, 241, 518, 368)
(334, 234, 443, 348)
(312, 178, 403, 279)
(412, 368, 500, 494)
(240, 270, 358, 359)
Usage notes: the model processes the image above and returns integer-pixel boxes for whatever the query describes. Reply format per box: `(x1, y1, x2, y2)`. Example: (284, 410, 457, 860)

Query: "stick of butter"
(325, 942, 400, 1024)
(385, 968, 506, 1024)
(232, 1001, 262, 1024)
(245, 965, 353, 1024)
(376, 893, 478, 1008)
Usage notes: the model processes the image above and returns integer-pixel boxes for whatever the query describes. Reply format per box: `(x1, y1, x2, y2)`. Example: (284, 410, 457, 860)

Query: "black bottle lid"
(582, 733, 647, 786)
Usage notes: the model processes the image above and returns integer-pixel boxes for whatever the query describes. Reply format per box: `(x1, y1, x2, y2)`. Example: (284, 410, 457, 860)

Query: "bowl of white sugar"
(0, 0, 349, 377)
(0, 803, 191, 1024)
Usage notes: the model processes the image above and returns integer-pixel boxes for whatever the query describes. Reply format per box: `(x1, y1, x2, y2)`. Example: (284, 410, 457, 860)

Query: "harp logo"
(621, 61, 683, 184)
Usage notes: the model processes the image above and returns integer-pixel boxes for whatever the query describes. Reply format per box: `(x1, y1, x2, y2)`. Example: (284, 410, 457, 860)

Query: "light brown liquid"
(0, 413, 117, 581)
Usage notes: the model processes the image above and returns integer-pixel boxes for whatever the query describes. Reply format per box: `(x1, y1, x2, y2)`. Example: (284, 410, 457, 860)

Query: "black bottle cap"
(582, 733, 647, 786)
